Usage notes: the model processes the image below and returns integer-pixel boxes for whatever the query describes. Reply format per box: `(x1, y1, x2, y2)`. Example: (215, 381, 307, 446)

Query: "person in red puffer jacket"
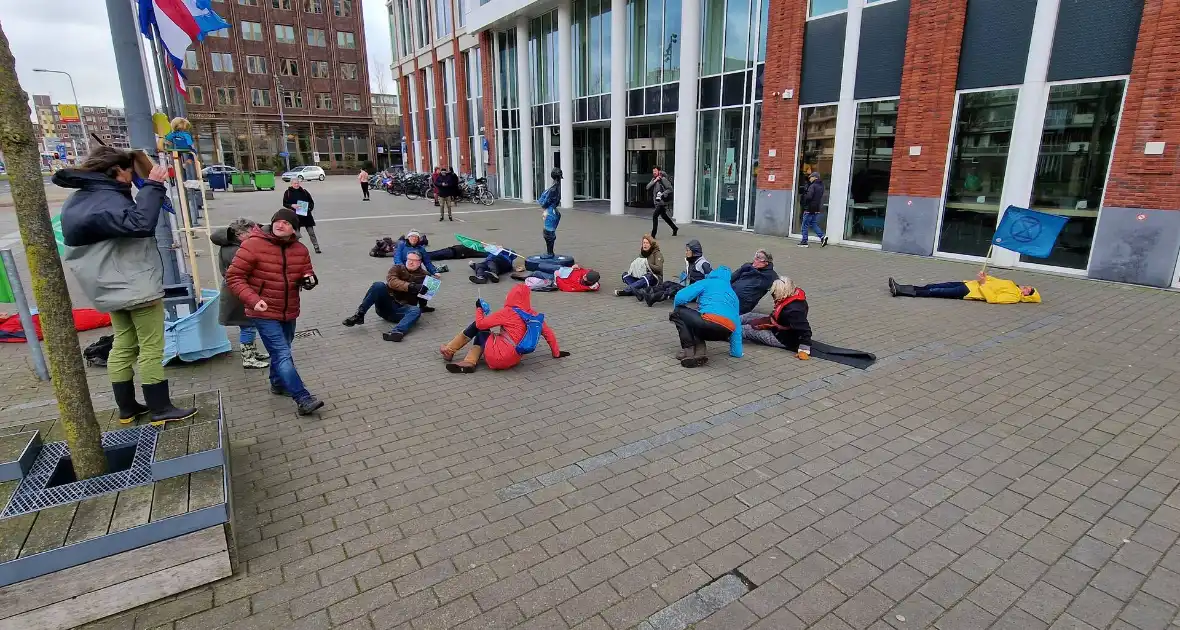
(226, 209, 325, 415)
(439, 284, 569, 372)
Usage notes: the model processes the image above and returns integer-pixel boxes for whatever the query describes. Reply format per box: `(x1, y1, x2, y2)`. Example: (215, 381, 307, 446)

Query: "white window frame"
(807, 0, 847, 20)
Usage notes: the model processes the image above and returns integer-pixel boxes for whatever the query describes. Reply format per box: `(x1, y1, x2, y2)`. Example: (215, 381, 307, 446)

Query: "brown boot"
(446, 346, 482, 373)
(439, 332, 470, 361)
(681, 342, 708, 368)
(675, 346, 693, 360)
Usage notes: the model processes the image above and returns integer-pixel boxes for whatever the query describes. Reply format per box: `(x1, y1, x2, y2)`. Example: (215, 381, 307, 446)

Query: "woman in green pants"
(57, 146, 196, 424)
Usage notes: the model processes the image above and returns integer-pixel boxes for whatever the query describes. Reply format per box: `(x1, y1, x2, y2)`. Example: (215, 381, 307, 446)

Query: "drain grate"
(294, 328, 322, 340)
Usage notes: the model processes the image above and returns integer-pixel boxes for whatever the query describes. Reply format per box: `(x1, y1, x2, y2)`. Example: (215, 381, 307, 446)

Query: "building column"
(609, 0, 626, 215)
(557, 0, 575, 209)
(453, 41, 473, 175)
(823, 0, 865, 245)
(671, 0, 701, 223)
(1092, 0, 1180, 287)
(414, 68, 430, 171)
(515, 15, 535, 202)
(432, 55, 450, 168)
(397, 75, 414, 170)
(479, 31, 499, 192)
(880, 0, 969, 256)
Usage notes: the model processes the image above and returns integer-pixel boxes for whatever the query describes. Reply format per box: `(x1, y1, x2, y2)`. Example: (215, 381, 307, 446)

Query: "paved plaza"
(2, 178, 1180, 630)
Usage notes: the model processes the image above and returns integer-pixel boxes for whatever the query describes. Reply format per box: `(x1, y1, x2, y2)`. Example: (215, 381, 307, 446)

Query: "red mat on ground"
(0, 309, 112, 342)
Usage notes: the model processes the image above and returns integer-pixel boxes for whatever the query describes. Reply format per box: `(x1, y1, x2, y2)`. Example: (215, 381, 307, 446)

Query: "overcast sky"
(0, 0, 394, 109)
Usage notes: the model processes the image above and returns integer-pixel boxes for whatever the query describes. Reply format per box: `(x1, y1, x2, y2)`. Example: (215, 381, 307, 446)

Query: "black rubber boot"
(142, 381, 197, 424)
(645, 288, 664, 307)
(113, 381, 149, 424)
(893, 281, 918, 297)
(342, 311, 365, 326)
(614, 288, 633, 297)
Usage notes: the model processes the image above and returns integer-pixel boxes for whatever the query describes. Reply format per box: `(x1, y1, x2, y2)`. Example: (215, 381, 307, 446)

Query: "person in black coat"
(740, 276, 813, 360)
(282, 179, 319, 253)
(730, 249, 777, 314)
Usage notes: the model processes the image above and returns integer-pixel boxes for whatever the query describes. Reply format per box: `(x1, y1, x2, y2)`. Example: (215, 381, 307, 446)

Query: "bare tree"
(0, 19, 107, 479)
(372, 67, 401, 168)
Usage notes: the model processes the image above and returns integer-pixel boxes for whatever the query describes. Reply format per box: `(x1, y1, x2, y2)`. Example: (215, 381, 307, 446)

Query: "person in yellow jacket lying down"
(888, 271, 1041, 303)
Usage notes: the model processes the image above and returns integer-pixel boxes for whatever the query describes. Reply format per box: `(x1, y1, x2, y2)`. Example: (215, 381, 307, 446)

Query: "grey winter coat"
(210, 227, 251, 327)
(56, 170, 167, 313)
(647, 175, 672, 207)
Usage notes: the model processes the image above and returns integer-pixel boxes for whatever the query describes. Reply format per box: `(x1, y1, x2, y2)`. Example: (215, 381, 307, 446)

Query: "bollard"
(0, 249, 50, 381)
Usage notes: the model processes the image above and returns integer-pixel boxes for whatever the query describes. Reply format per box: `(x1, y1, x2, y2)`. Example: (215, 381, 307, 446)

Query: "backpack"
(510, 307, 545, 354)
(83, 334, 114, 367)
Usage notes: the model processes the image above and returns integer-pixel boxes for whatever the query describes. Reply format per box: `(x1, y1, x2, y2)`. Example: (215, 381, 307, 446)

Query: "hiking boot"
(485, 270, 500, 283)
(342, 312, 365, 326)
(142, 381, 198, 425)
(440, 332, 470, 361)
(113, 381, 149, 424)
(383, 330, 405, 342)
(469, 274, 488, 284)
(251, 341, 269, 360)
(297, 396, 325, 416)
(888, 278, 899, 297)
(644, 288, 663, 307)
(270, 384, 289, 396)
(681, 343, 709, 368)
(894, 283, 918, 298)
(314, 245, 322, 254)
(446, 346, 482, 373)
(675, 346, 693, 360)
(438, 264, 450, 273)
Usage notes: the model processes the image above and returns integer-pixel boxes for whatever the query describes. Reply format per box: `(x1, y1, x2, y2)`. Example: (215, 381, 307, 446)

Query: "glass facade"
(846, 100, 897, 244)
(495, 31, 523, 198)
(443, 59, 460, 168)
(574, 128, 609, 199)
(435, 0, 453, 39)
(529, 12, 559, 105)
(938, 89, 1018, 257)
(1026, 80, 1125, 269)
(424, 68, 440, 167)
(794, 105, 837, 234)
(626, 0, 679, 117)
(407, 72, 421, 170)
(464, 47, 487, 177)
(809, 0, 846, 18)
(574, 0, 612, 97)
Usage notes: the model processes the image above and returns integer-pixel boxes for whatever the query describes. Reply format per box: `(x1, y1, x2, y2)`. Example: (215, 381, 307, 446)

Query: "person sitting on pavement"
(669, 267, 742, 368)
(889, 271, 1041, 303)
(740, 276, 812, 360)
(211, 218, 269, 370)
(394, 230, 444, 274)
(511, 264, 601, 292)
(469, 243, 518, 284)
(226, 209, 324, 415)
(615, 234, 664, 299)
(730, 249, 778, 314)
(440, 284, 569, 373)
(643, 239, 713, 306)
(342, 250, 431, 341)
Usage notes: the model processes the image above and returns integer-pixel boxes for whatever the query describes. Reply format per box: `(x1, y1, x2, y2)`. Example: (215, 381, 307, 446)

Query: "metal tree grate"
(1, 425, 158, 518)
(293, 328, 322, 340)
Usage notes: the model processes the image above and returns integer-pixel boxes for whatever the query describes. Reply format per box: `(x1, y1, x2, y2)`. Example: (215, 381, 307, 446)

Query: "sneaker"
(439, 216, 444, 222)
(469, 275, 488, 284)
(270, 384, 289, 396)
(342, 312, 364, 327)
(383, 331, 405, 342)
(820, 235, 829, 248)
(468, 261, 478, 270)
(449, 216, 454, 221)
(613, 289, 627, 297)
(438, 264, 450, 273)
(314, 246, 322, 254)
(798, 243, 809, 248)
(485, 270, 500, 283)
(242, 352, 268, 369)
(296, 396, 325, 415)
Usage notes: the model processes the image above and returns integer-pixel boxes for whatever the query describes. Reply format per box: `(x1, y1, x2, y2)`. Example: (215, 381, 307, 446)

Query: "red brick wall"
(888, 0, 969, 198)
(480, 31, 497, 176)
(399, 74, 414, 170)
(757, 0, 808, 190)
(1104, 0, 1180, 210)
(414, 65, 430, 172)
(453, 40, 473, 175)
(431, 53, 451, 167)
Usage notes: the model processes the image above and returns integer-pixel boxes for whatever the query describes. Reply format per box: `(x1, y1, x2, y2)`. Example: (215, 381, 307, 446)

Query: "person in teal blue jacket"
(670, 267, 743, 367)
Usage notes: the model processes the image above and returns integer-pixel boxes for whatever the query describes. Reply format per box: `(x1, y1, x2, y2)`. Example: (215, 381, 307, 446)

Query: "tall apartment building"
(182, 0, 373, 173)
(390, 0, 1180, 288)
(32, 95, 130, 157)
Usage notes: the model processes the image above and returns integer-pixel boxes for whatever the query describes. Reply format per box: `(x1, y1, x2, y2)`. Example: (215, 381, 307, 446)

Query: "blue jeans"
(239, 326, 257, 344)
(915, 282, 971, 299)
(357, 282, 422, 334)
(252, 318, 310, 403)
(801, 212, 824, 243)
(622, 273, 657, 290)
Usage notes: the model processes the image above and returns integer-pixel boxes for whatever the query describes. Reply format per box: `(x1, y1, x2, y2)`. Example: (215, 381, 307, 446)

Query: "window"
(1027, 80, 1125, 269)
(279, 58, 300, 76)
(794, 105, 838, 232)
(184, 50, 199, 70)
(809, 0, 846, 18)
(210, 52, 234, 73)
(241, 21, 263, 40)
(307, 28, 327, 46)
(246, 55, 268, 74)
(306, 0, 323, 13)
(343, 94, 361, 111)
(209, 27, 229, 37)
(395, 0, 414, 55)
(275, 24, 296, 43)
(333, 0, 352, 16)
(341, 63, 358, 80)
(188, 86, 205, 105)
(273, 0, 292, 8)
(282, 90, 304, 108)
(238, 0, 258, 5)
(216, 87, 238, 105)
(435, 0, 453, 38)
(315, 93, 333, 109)
(250, 88, 272, 107)
(845, 100, 898, 244)
(310, 61, 330, 78)
(414, 0, 430, 49)
(938, 89, 1019, 257)
(337, 31, 356, 48)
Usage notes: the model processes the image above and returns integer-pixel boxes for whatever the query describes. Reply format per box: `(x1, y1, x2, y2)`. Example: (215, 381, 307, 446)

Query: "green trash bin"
(230, 171, 256, 192)
(252, 171, 276, 191)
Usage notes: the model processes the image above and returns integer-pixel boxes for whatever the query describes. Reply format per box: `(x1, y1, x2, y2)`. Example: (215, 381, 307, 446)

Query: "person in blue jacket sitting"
(394, 230, 443, 274)
(669, 267, 743, 368)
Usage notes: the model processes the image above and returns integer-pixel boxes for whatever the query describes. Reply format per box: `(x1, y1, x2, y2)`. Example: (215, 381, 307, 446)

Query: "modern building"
(32, 95, 131, 157)
(371, 92, 403, 167)
(181, 0, 374, 173)
(388, 0, 1180, 288)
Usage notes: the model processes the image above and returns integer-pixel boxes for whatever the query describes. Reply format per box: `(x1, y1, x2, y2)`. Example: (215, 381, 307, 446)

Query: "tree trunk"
(0, 19, 108, 479)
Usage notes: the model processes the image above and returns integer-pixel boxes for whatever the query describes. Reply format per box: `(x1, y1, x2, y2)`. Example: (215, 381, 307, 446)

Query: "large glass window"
(495, 31, 522, 197)
(846, 99, 897, 244)
(696, 111, 720, 221)
(795, 104, 837, 234)
(443, 59, 459, 169)
(435, 0, 453, 38)
(1027, 80, 1125, 269)
(809, 0, 846, 18)
(465, 47, 485, 177)
(529, 12, 559, 104)
(938, 89, 1018, 257)
(723, 0, 751, 72)
(701, 0, 725, 76)
(414, 0, 431, 48)
(626, 0, 673, 89)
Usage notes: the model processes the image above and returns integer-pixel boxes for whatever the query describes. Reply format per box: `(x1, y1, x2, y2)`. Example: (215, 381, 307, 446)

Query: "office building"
(372, 92, 403, 167)
(182, 0, 373, 173)
(33, 95, 130, 157)
(388, 0, 1180, 288)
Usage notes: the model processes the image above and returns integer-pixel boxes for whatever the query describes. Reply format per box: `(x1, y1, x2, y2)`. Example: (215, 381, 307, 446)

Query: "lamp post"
(274, 75, 290, 171)
(33, 68, 89, 157)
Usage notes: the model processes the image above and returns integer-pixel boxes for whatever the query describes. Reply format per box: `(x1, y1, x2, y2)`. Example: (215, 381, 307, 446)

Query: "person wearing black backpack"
(440, 284, 569, 373)
(647, 167, 677, 237)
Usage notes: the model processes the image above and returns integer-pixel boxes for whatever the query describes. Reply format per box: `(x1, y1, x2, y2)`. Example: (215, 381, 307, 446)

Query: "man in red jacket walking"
(226, 209, 325, 415)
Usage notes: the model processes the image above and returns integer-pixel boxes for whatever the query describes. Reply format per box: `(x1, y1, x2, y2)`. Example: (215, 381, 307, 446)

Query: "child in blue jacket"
(540, 168, 562, 257)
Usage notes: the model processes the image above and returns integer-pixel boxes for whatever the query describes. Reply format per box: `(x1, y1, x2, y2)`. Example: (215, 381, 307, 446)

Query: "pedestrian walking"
(647, 167, 677, 237)
(282, 179, 320, 253)
(799, 172, 828, 248)
(211, 218, 269, 369)
(358, 167, 370, 201)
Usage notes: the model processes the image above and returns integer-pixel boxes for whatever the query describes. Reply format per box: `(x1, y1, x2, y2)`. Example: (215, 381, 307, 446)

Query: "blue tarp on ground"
(163, 289, 231, 364)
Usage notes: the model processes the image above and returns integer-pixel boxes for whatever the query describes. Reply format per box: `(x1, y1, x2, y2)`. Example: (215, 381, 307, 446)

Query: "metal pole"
(64, 73, 89, 156)
(276, 76, 290, 170)
(0, 250, 50, 381)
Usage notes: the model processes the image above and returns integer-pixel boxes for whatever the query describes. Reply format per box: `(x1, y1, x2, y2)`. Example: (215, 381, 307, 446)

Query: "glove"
(797, 345, 811, 361)
(417, 283, 430, 295)
(299, 274, 319, 290)
(555, 351, 571, 358)
(408, 283, 423, 294)
(478, 298, 491, 314)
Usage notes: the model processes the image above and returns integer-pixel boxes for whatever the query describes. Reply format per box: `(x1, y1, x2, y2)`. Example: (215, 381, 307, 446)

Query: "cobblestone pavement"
(3, 178, 1180, 630)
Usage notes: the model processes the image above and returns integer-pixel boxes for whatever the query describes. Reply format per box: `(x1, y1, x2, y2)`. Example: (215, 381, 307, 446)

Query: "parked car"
(281, 166, 326, 182)
(201, 164, 240, 177)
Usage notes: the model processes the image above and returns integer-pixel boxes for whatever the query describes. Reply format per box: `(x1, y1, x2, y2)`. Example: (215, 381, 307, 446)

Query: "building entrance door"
(625, 122, 676, 207)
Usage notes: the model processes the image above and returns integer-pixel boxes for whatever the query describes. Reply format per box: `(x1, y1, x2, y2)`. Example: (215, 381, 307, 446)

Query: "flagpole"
(981, 244, 994, 275)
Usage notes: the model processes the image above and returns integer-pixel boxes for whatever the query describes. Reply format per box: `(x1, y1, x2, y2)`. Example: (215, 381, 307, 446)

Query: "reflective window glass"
(795, 105, 838, 234)
(846, 100, 897, 244)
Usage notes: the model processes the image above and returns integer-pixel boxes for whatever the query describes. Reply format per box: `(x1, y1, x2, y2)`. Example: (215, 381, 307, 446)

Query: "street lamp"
(34, 68, 89, 158)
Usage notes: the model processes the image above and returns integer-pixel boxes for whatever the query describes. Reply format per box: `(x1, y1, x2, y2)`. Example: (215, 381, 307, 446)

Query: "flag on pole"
(137, 0, 228, 95)
(0, 260, 13, 304)
(991, 206, 1070, 259)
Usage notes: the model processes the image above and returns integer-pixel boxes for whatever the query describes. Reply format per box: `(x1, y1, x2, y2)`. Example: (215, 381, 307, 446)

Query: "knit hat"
(406, 230, 422, 241)
(582, 270, 600, 286)
(271, 208, 300, 230)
